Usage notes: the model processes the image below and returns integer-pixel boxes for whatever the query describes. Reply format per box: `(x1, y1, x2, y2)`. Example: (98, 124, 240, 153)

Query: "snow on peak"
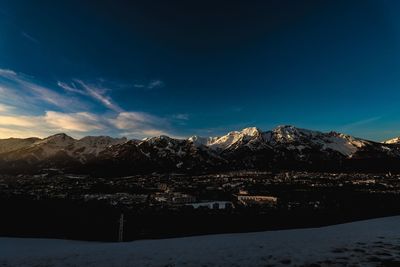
(145, 135, 175, 144)
(269, 126, 368, 156)
(384, 137, 400, 144)
(189, 126, 361, 155)
(240, 127, 261, 137)
(188, 135, 209, 146)
(321, 133, 366, 156)
(272, 125, 320, 143)
(76, 136, 128, 156)
(189, 127, 263, 150)
(187, 126, 370, 156)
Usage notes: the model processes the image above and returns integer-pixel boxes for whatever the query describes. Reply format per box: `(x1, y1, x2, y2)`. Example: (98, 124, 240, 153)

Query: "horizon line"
(0, 125, 397, 143)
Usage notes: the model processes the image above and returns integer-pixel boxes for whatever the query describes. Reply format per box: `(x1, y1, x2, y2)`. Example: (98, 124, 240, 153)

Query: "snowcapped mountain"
(384, 137, 400, 144)
(189, 125, 371, 157)
(74, 136, 128, 156)
(1, 126, 400, 175)
(266, 125, 370, 157)
(189, 127, 269, 151)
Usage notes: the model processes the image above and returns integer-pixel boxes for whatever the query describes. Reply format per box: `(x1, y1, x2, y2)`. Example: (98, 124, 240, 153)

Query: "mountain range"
(1, 125, 400, 175)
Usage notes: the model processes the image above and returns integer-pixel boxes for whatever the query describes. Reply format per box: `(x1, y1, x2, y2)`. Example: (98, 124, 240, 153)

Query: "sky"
(0, 0, 400, 141)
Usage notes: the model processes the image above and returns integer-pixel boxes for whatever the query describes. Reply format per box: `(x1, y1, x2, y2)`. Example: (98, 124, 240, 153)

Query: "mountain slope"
(0, 134, 127, 169)
(266, 125, 370, 157)
(0, 137, 40, 154)
(90, 135, 226, 176)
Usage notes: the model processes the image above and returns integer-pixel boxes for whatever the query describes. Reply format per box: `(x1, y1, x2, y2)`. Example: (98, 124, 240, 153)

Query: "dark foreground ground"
(1, 197, 400, 242)
(1, 171, 400, 241)
(0, 172, 400, 241)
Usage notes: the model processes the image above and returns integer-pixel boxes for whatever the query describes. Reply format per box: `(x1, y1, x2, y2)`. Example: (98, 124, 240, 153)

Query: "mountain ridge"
(0, 125, 397, 145)
(1, 125, 400, 175)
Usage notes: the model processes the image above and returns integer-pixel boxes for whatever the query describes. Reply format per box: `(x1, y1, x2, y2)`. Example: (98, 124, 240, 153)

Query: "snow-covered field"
(1, 216, 400, 267)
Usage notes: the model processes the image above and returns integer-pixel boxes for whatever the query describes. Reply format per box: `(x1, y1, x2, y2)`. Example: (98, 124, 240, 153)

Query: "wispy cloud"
(0, 112, 103, 138)
(0, 109, 176, 139)
(58, 80, 123, 112)
(0, 68, 86, 111)
(57, 81, 85, 95)
(134, 79, 164, 90)
(0, 69, 16, 77)
(0, 114, 39, 127)
(0, 103, 14, 113)
(0, 127, 51, 139)
(148, 80, 164, 89)
(112, 112, 166, 129)
(0, 10, 40, 46)
(339, 116, 382, 131)
(44, 111, 104, 132)
(110, 111, 172, 139)
(0, 68, 179, 139)
(21, 31, 39, 44)
(172, 113, 189, 120)
(76, 80, 123, 112)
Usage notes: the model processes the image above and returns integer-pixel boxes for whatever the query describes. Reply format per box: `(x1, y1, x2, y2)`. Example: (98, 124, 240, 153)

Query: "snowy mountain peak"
(190, 127, 263, 150)
(2, 126, 400, 174)
(273, 125, 317, 134)
(188, 135, 209, 146)
(239, 127, 262, 136)
(146, 135, 174, 143)
(272, 125, 319, 143)
(384, 137, 400, 144)
(267, 126, 370, 156)
(75, 136, 128, 156)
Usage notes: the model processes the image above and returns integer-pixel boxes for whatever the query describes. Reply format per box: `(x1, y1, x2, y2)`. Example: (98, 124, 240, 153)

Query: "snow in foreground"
(1, 216, 400, 267)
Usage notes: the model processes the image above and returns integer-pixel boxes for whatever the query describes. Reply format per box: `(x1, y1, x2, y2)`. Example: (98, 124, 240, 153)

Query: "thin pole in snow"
(118, 213, 124, 242)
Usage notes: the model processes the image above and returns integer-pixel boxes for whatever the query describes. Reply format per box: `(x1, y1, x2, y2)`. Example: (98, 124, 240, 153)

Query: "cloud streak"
(134, 79, 164, 90)
(0, 68, 181, 139)
(110, 112, 173, 139)
(21, 31, 39, 44)
(172, 113, 189, 120)
(0, 111, 105, 138)
(0, 110, 176, 139)
(58, 80, 123, 112)
(0, 115, 39, 127)
(0, 68, 87, 111)
(0, 103, 14, 112)
(44, 111, 104, 132)
(76, 80, 123, 112)
(339, 116, 382, 131)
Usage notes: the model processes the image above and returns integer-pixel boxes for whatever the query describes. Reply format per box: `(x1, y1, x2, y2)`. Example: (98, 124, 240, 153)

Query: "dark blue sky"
(0, 0, 400, 140)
